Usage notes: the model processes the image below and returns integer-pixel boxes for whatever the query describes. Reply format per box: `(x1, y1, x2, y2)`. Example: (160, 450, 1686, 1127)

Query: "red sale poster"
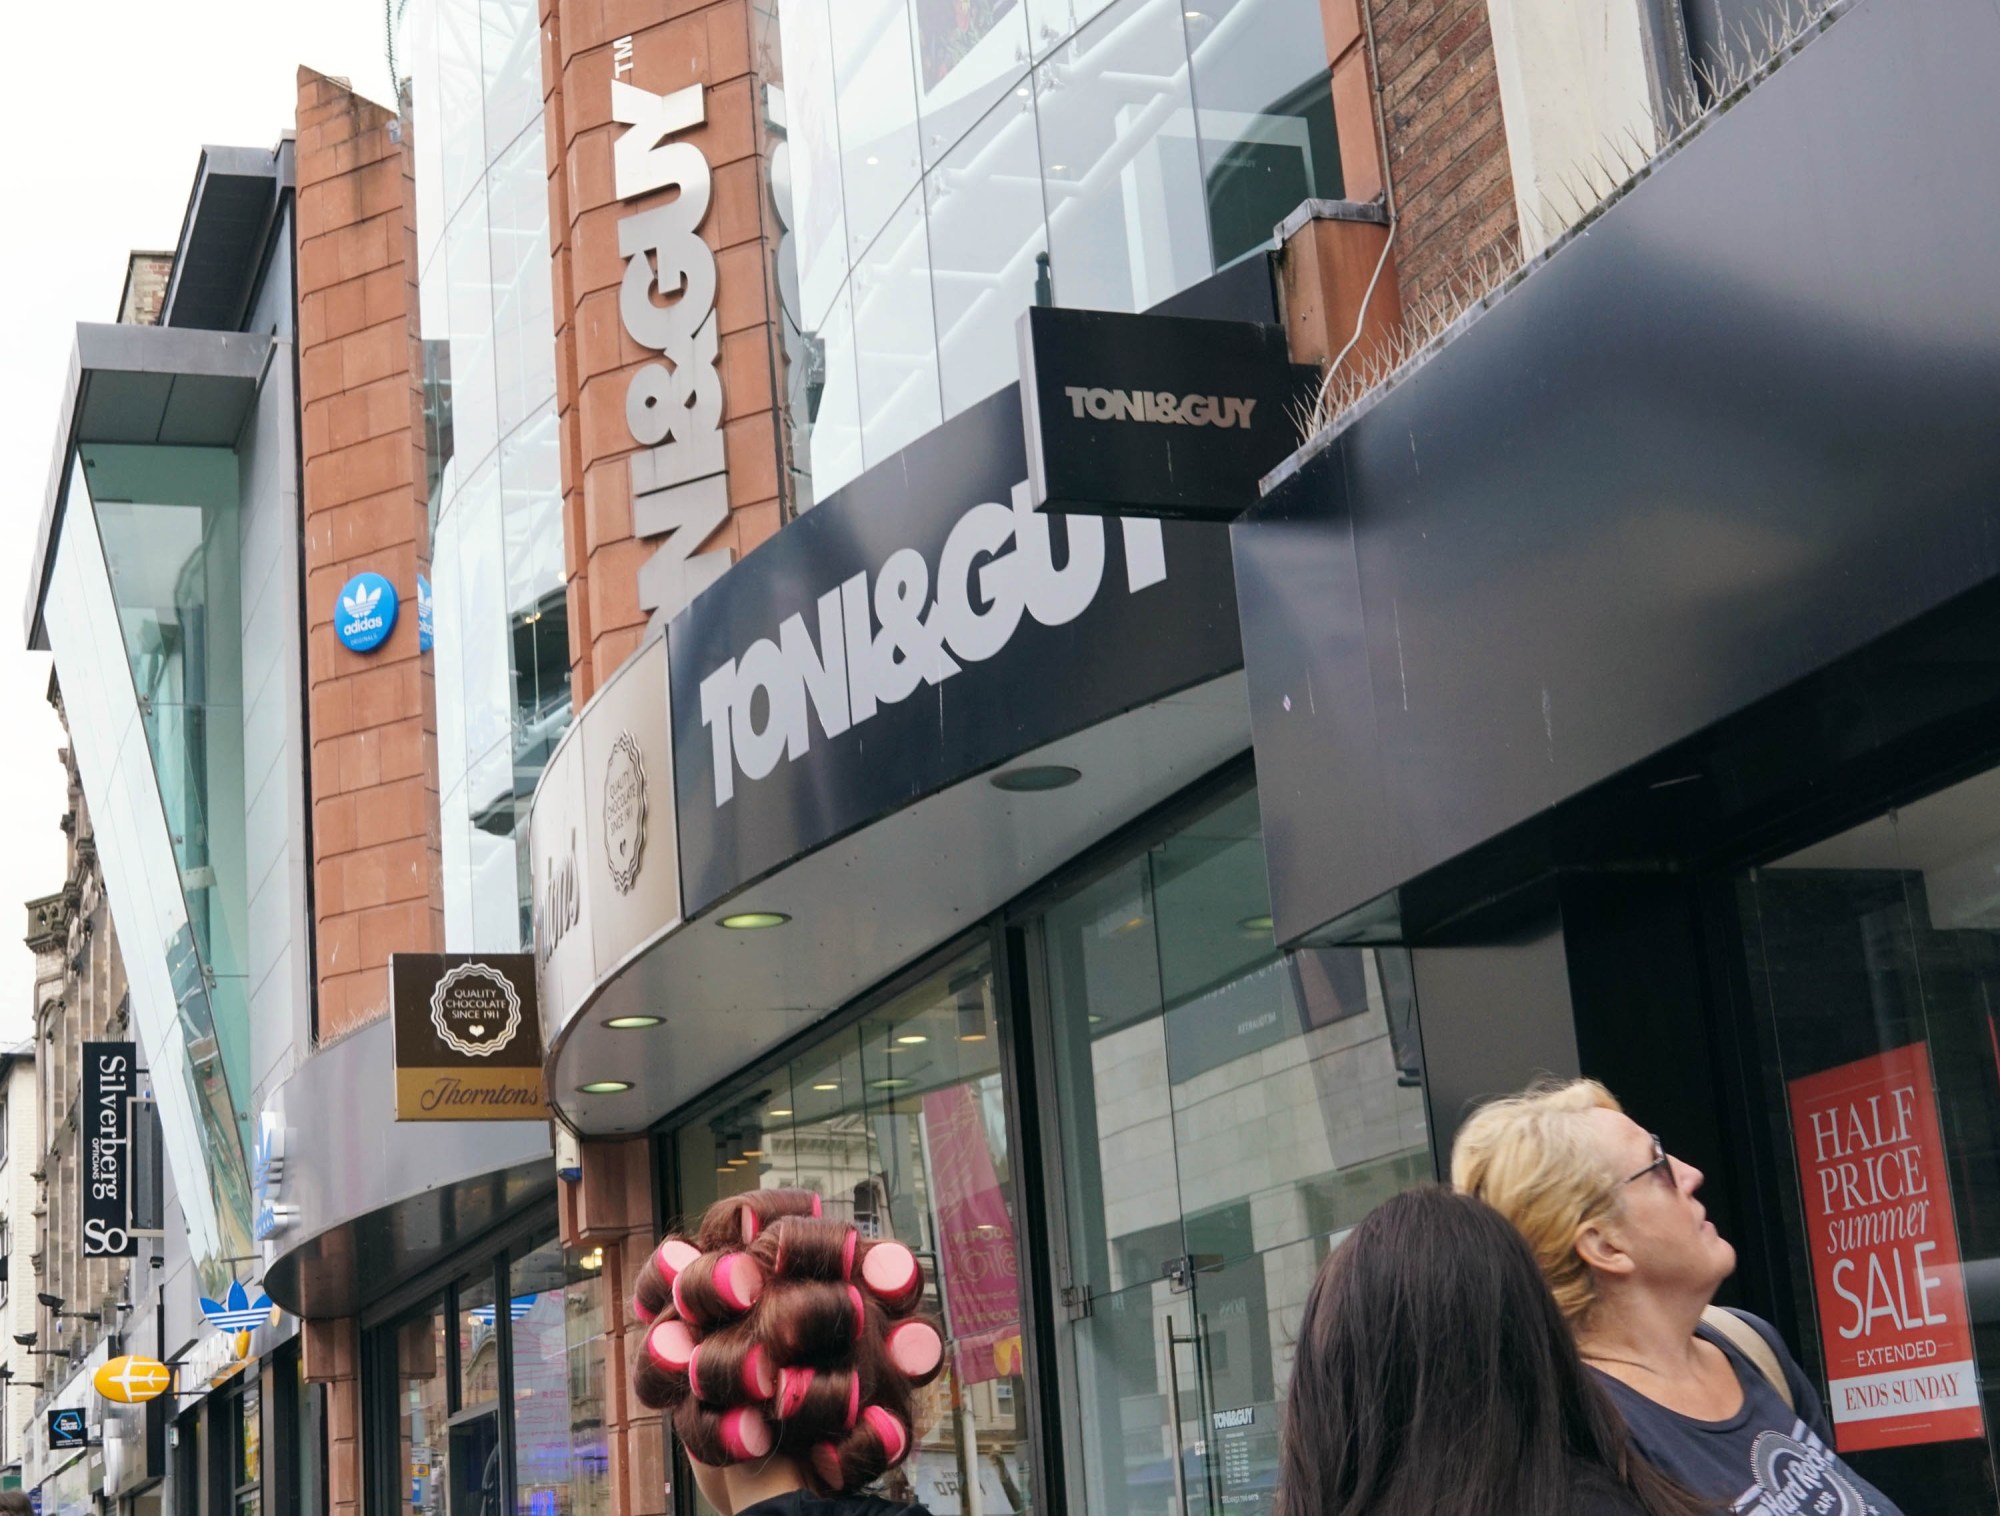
(1787, 1042, 1984, 1452)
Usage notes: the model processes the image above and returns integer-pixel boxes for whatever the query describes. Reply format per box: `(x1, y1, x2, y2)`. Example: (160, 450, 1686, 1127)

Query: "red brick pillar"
(542, 0, 791, 705)
(295, 69, 445, 1039)
(561, 1139, 665, 1516)
(304, 1317, 364, 1516)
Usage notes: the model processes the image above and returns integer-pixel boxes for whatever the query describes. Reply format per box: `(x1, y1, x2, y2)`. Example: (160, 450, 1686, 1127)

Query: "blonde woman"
(1453, 1080, 1904, 1516)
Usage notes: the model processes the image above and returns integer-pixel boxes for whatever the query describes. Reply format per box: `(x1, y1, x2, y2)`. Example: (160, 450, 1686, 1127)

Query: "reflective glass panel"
(807, 285, 865, 500)
(1038, 784, 1429, 1516)
(927, 88, 1047, 416)
(397, 1304, 449, 1516)
(911, 0, 1033, 171)
(1736, 769, 2000, 1507)
(509, 1241, 589, 1516)
(457, 1269, 502, 1409)
(778, 0, 852, 328)
(445, 190, 500, 480)
(481, 0, 541, 155)
(467, 740, 520, 950)
(1035, 0, 1212, 312)
(487, 124, 555, 444)
(433, 0, 487, 222)
(831, 0, 925, 264)
(1187, 0, 1341, 268)
(676, 948, 1035, 1515)
(453, 457, 510, 763)
(853, 188, 943, 467)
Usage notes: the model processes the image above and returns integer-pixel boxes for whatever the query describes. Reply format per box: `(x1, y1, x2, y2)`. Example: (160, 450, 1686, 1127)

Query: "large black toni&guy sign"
(667, 383, 1245, 916)
(82, 1041, 136, 1258)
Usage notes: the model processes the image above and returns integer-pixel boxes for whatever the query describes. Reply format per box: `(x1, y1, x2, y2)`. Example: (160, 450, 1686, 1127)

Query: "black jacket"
(736, 1497, 932, 1516)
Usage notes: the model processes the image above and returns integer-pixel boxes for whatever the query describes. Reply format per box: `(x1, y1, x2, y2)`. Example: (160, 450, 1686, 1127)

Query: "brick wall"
(1370, 0, 1519, 309)
(543, 0, 789, 705)
(295, 68, 444, 1040)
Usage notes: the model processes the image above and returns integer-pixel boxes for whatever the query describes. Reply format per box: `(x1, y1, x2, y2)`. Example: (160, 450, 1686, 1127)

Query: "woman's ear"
(1575, 1218, 1636, 1280)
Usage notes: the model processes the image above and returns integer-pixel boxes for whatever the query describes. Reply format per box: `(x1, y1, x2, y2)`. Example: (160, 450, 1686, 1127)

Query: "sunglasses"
(1621, 1133, 1675, 1189)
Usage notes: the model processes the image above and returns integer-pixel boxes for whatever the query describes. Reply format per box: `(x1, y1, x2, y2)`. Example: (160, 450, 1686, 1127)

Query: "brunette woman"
(630, 1189, 945, 1516)
(1278, 1185, 1713, 1516)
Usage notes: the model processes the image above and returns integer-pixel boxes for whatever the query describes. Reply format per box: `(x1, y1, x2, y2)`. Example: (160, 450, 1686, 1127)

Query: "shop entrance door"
(1029, 784, 1431, 1516)
(445, 1410, 503, 1516)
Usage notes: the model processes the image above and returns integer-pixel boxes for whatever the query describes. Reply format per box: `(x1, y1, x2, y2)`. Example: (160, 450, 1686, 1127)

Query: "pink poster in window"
(1787, 1041, 1983, 1452)
(921, 1083, 1023, 1385)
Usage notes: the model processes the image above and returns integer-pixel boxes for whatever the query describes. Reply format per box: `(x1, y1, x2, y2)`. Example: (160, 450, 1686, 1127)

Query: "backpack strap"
(1701, 1305, 1793, 1411)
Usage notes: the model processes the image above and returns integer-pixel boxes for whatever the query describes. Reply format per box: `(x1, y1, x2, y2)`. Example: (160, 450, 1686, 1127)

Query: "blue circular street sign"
(417, 573, 435, 653)
(335, 571, 399, 654)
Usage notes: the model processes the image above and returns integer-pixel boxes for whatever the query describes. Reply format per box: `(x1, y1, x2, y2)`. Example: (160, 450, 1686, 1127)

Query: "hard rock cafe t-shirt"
(1592, 1310, 1905, 1516)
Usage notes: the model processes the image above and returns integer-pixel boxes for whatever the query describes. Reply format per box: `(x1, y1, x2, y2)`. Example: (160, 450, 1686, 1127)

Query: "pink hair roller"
(860, 1241, 922, 1309)
(632, 1294, 657, 1325)
(714, 1252, 765, 1312)
(810, 1192, 823, 1218)
(841, 1227, 859, 1280)
(740, 1203, 760, 1246)
(845, 1374, 862, 1430)
(743, 1343, 775, 1400)
(846, 1284, 866, 1341)
(645, 1318, 695, 1376)
(777, 1366, 815, 1419)
(863, 1406, 909, 1465)
(686, 1343, 705, 1401)
(885, 1320, 944, 1379)
(718, 1407, 773, 1462)
(655, 1237, 701, 1282)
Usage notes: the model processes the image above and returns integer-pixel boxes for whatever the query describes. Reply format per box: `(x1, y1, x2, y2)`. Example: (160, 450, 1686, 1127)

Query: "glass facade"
(410, 0, 566, 952)
(1737, 766, 2000, 1509)
(375, 1236, 607, 1516)
(781, 0, 1342, 501)
(666, 779, 1426, 1516)
(40, 448, 255, 1269)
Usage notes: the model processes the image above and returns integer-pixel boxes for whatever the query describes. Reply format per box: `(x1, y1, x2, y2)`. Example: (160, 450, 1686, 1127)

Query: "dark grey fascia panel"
(1236, 0, 2000, 945)
(24, 323, 271, 649)
(161, 144, 283, 331)
(259, 1016, 555, 1319)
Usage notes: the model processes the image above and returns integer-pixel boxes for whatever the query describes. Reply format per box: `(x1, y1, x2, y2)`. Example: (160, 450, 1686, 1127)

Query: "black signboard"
(389, 954, 548, 1121)
(81, 1041, 136, 1257)
(48, 1406, 86, 1450)
(669, 383, 1244, 917)
(1018, 304, 1318, 522)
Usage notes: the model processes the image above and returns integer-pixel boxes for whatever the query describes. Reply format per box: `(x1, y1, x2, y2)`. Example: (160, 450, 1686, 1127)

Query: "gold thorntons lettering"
(419, 1077, 546, 1114)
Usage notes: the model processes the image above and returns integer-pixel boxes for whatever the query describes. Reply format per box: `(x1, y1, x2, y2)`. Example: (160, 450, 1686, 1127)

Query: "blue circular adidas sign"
(335, 571, 399, 653)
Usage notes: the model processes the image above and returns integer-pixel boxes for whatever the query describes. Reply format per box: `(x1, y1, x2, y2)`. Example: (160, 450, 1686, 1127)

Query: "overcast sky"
(0, 4, 389, 1042)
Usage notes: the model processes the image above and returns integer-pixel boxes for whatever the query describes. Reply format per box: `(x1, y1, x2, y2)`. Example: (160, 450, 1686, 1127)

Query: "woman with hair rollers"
(630, 1190, 947, 1516)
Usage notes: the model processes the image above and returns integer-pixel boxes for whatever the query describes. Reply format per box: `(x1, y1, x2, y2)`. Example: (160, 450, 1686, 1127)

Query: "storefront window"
(1738, 767, 2000, 1509)
(508, 1240, 609, 1516)
(676, 945, 1034, 1515)
(234, 1380, 263, 1516)
(397, 1304, 449, 1516)
(1036, 784, 1429, 1516)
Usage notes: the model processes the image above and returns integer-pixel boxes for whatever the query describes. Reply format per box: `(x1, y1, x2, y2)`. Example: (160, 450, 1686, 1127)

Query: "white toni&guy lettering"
(699, 485, 1166, 806)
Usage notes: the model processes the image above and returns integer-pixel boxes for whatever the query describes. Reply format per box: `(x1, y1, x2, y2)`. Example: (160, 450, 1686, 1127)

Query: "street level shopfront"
(531, 259, 1440, 1516)
(1233, 1, 2000, 1509)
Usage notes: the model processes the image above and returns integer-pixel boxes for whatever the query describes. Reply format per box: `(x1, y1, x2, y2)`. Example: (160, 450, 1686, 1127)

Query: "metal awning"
(24, 322, 270, 648)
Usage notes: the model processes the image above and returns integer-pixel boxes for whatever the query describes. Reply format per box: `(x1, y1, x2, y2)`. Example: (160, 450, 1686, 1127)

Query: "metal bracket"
(1060, 1284, 1091, 1320)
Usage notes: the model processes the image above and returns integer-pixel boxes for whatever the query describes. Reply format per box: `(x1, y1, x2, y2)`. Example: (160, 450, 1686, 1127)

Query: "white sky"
(0, 3, 391, 1042)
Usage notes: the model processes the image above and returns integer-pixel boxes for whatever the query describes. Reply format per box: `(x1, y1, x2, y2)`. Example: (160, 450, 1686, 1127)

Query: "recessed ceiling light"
(720, 911, 790, 930)
(1050, 164, 1067, 173)
(605, 1015, 662, 1030)
(1015, 85, 1029, 97)
(896, 1033, 929, 1045)
(742, 1147, 764, 1158)
(768, 1108, 793, 1118)
(866, 154, 880, 165)
(1239, 914, 1274, 934)
(959, 1032, 988, 1043)
(1087, 1015, 1102, 1024)
(991, 764, 1080, 793)
(812, 1082, 840, 1091)
(578, 1080, 632, 1094)
(871, 1077, 913, 1090)
(1113, 915, 1145, 935)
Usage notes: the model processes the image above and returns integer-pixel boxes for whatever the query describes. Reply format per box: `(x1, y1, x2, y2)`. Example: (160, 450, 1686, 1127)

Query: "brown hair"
(630, 1190, 946, 1495)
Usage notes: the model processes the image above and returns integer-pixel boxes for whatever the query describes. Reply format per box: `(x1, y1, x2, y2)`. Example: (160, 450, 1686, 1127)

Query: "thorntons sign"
(389, 954, 549, 1121)
(611, 59, 730, 629)
(669, 385, 1244, 916)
